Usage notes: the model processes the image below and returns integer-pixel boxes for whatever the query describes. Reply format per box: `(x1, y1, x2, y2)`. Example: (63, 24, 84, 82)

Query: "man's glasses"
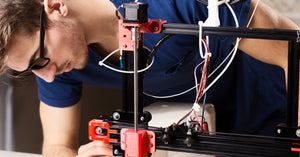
(17, 5, 50, 75)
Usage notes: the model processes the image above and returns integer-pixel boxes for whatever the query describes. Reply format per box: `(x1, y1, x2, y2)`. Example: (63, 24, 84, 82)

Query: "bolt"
(113, 112, 120, 120)
(114, 149, 119, 155)
(95, 126, 103, 135)
(140, 116, 145, 122)
(277, 129, 282, 134)
(149, 135, 153, 138)
(296, 129, 300, 137)
(149, 144, 153, 147)
(89, 136, 92, 140)
(154, 27, 159, 31)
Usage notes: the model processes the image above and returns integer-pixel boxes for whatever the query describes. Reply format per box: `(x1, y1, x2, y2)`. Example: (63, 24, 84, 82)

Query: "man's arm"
(239, 0, 299, 75)
(238, 0, 300, 124)
(40, 101, 82, 157)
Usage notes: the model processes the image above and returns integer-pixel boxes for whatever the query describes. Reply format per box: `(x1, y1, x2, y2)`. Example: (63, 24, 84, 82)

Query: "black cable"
(146, 34, 174, 66)
(115, 10, 121, 19)
(146, 0, 248, 66)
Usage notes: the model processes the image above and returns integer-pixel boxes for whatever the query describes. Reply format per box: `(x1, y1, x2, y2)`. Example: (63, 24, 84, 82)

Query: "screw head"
(277, 129, 282, 134)
(296, 129, 300, 137)
(95, 126, 103, 135)
(113, 112, 120, 120)
(114, 149, 119, 155)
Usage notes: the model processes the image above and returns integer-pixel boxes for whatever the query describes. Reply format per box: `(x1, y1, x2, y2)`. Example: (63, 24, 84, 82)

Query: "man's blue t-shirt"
(36, 0, 287, 135)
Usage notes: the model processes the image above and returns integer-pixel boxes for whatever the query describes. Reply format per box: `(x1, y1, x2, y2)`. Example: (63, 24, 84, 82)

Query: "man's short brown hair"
(0, 0, 43, 75)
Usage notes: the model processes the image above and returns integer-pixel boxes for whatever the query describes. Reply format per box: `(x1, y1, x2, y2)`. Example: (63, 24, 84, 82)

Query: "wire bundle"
(99, 0, 262, 132)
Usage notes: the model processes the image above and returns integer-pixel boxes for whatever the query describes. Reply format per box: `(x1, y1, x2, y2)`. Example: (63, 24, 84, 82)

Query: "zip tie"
(206, 52, 212, 58)
(198, 21, 205, 59)
(193, 103, 201, 113)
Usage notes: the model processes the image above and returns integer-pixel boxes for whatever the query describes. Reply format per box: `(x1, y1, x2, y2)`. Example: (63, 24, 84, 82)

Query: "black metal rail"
(104, 119, 300, 157)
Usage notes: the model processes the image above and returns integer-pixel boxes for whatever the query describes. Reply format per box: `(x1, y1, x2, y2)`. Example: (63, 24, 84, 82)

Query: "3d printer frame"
(89, 2, 300, 157)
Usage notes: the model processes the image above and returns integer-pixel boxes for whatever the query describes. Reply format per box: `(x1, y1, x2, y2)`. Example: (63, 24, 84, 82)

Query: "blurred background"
(0, 0, 299, 154)
(264, 0, 300, 25)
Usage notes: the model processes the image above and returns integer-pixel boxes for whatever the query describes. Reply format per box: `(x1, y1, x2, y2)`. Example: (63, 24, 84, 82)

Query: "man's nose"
(32, 63, 57, 83)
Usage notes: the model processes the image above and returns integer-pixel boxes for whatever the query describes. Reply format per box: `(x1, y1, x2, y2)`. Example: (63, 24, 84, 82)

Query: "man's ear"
(44, 0, 68, 17)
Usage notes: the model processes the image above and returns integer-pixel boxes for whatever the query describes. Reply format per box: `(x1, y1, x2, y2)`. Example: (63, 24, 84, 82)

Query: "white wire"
(99, 58, 154, 74)
(198, 21, 205, 59)
(194, 60, 205, 96)
(154, 0, 261, 126)
(198, 0, 261, 99)
(98, 49, 155, 74)
(207, 0, 261, 81)
(144, 46, 209, 99)
(195, 38, 209, 95)
(208, 39, 237, 78)
(143, 85, 196, 99)
(145, 43, 238, 99)
(225, 2, 239, 27)
(108, 0, 261, 99)
(199, 1, 239, 96)
(101, 49, 119, 63)
(144, 0, 244, 99)
(246, 0, 260, 28)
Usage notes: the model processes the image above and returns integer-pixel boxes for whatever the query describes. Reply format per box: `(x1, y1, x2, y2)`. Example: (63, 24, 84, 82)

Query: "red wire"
(194, 37, 210, 103)
(174, 38, 211, 127)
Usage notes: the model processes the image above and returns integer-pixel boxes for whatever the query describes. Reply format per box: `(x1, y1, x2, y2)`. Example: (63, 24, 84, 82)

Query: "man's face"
(7, 18, 89, 83)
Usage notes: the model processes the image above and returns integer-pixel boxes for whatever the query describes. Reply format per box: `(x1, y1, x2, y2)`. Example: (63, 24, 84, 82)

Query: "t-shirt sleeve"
(218, 0, 251, 45)
(36, 75, 83, 108)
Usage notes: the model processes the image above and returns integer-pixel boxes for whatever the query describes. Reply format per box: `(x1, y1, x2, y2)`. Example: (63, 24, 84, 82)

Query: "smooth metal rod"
(132, 27, 140, 132)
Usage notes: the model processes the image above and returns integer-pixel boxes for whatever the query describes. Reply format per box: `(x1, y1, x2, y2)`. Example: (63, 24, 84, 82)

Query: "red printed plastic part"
(88, 119, 118, 145)
(119, 19, 167, 51)
(121, 128, 156, 157)
(202, 122, 208, 133)
(291, 143, 300, 152)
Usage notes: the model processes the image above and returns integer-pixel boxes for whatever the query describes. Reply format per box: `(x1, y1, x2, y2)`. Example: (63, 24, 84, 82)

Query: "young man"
(1, 0, 299, 156)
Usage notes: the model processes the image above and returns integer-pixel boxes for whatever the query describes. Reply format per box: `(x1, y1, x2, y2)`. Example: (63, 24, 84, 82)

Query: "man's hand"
(77, 141, 113, 157)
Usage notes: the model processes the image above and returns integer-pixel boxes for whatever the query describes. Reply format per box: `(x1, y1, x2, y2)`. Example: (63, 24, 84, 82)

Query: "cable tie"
(206, 52, 212, 58)
(199, 21, 208, 59)
(193, 103, 201, 113)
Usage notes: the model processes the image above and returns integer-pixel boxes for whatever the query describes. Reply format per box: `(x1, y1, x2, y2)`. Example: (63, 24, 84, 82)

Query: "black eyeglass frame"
(20, 5, 50, 73)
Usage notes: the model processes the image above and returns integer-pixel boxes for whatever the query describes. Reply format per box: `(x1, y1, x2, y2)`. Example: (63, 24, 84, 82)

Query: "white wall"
(263, 0, 300, 25)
